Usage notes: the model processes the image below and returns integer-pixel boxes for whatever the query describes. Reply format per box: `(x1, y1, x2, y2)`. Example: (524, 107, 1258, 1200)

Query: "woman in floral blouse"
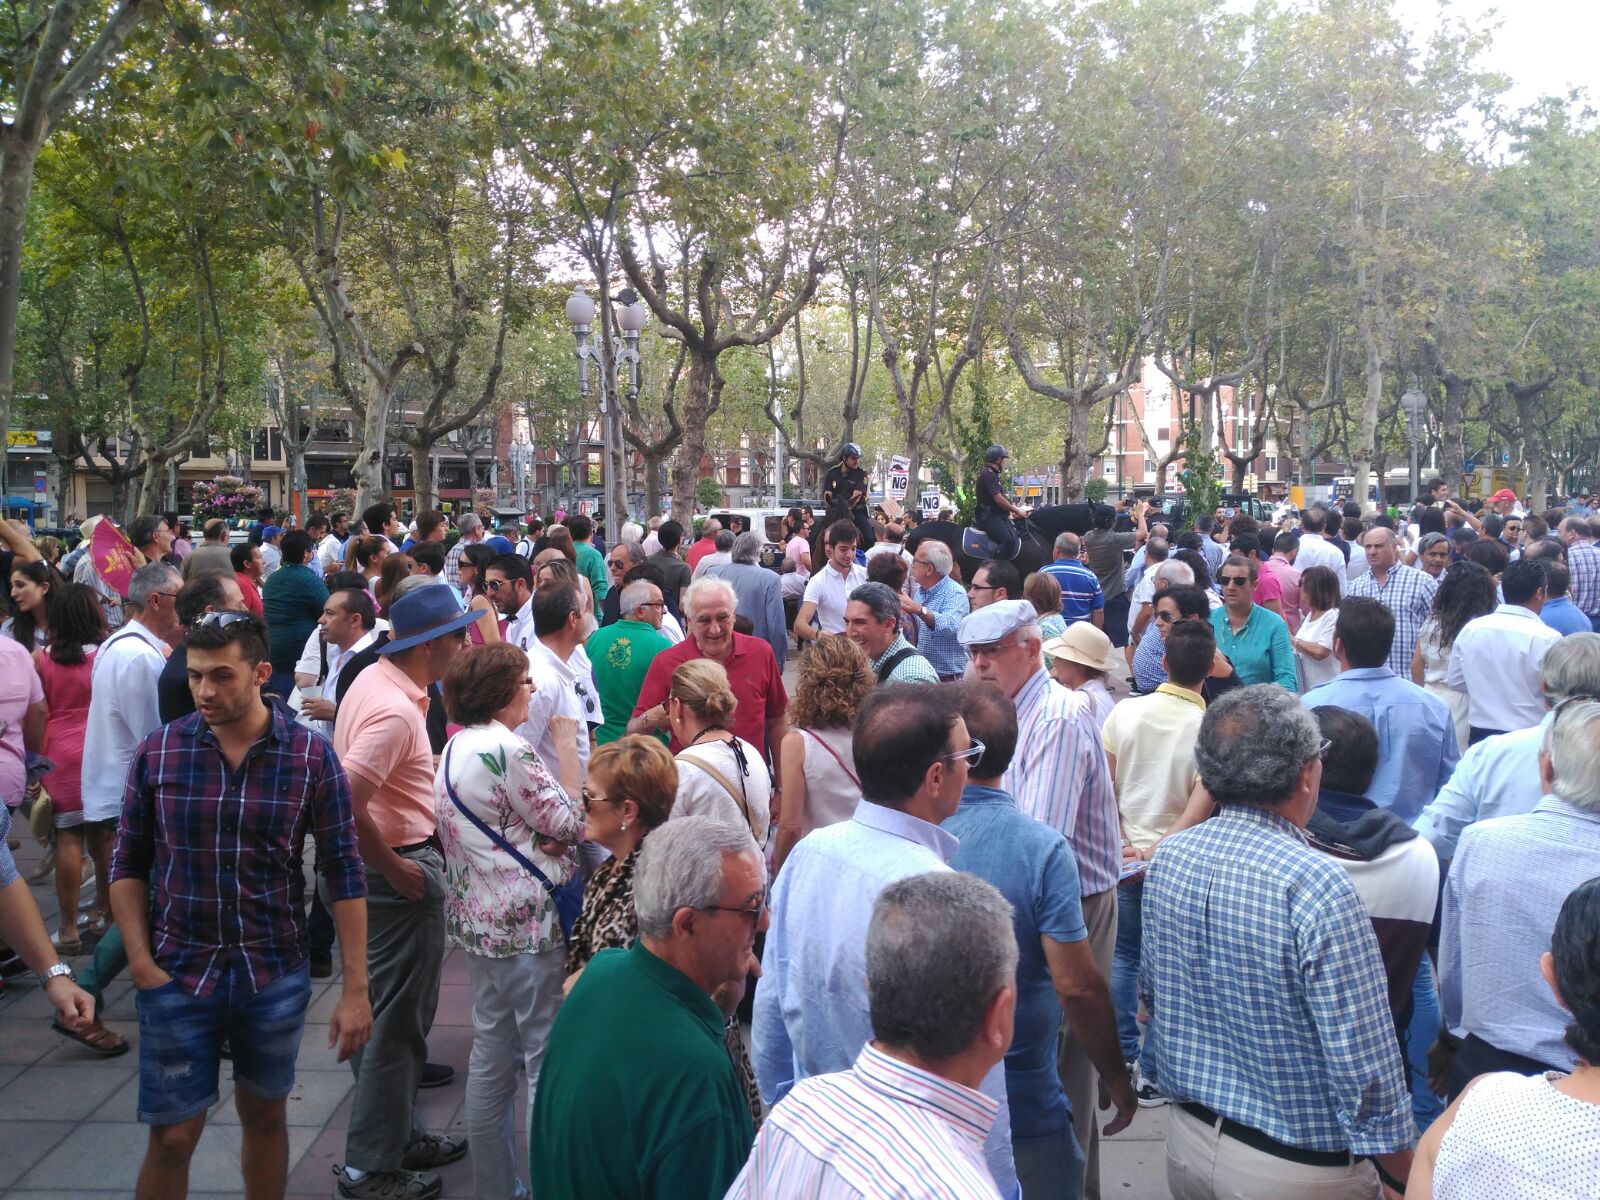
(437, 642, 585, 1200)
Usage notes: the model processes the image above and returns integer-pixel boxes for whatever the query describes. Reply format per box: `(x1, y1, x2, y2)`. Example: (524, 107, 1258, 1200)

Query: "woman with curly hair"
(772, 634, 872, 873)
(1412, 560, 1496, 750)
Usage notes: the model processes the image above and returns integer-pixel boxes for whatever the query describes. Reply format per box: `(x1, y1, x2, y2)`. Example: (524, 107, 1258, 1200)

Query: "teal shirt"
(587, 619, 671, 745)
(531, 944, 754, 1200)
(261, 563, 329, 675)
(1210, 603, 1297, 690)
(576, 540, 610, 601)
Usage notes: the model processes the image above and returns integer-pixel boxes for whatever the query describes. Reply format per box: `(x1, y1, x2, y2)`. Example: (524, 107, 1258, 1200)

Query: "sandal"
(28, 846, 54, 882)
(51, 933, 83, 956)
(51, 1018, 129, 1057)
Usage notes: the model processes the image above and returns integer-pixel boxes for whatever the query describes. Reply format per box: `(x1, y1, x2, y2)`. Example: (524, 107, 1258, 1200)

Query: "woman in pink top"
(32, 584, 105, 951)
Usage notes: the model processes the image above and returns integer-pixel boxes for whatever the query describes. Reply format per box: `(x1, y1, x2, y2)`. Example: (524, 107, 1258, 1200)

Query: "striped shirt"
(109, 705, 366, 997)
(1002, 669, 1120, 895)
(913, 575, 970, 677)
(1347, 563, 1438, 676)
(727, 1043, 1001, 1200)
(1140, 805, 1413, 1155)
(1039, 559, 1104, 625)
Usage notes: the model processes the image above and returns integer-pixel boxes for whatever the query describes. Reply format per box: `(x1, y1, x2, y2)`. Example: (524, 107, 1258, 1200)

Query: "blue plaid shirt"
(1131, 622, 1167, 692)
(914, 574, 970, 677)
(110, 704, 366, 997)
(1567, 542, 1600, 619)
(1347, 563, 1437, 676)
(1140, 805, 1414, 1155)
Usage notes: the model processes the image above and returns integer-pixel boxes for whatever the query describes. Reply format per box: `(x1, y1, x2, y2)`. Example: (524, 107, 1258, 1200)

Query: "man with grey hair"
(1437, 697, 1600, 1095)
(1041, 531, 1105, 629)
(733, 872, 1020, 1198)
(1348, 525, 1437, 675)
(704, 530, 787, 668)
(1558, 515, 1600, 630)
(902, 536, 970, 679)
(587, 578, 671, 746)
(1417, 633, 1600, 861)
(754, 683, 1019, 1195)
(1141, 685, 1414, 1195)
(443, 511, 484, 590)
(81, 561, 182, 864)
(845, 581, 938, 683)
(532, 816, 763, 1199)
(686, 516, 723, 572)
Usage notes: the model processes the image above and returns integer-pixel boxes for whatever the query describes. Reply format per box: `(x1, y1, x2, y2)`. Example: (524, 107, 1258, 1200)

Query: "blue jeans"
(1111, 876, 1144, 1064)
(136, 962, 311, 1126)
(1407, 962, 1446, 1130)
(1014, 1125, 1085, 1200)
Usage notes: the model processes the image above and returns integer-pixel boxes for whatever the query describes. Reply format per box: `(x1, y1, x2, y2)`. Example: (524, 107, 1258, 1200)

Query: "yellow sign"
(6, 431, 49, 447)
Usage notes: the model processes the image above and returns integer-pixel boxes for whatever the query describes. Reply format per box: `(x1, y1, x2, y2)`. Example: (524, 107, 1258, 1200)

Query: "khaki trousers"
(1057, 886, 1117, 1200)
(1166, 1104, 1381, 1200)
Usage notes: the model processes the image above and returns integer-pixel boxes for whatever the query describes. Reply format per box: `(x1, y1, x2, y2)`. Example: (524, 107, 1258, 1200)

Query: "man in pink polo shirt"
(332, 587, 479, 1200)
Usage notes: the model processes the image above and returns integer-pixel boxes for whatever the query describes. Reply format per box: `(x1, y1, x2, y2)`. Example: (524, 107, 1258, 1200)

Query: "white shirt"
(673, 736, 773, 845)
(81, 620, 168, 822)
(1294, 533, 1347, 590)
(802, 562, 868, 634)
(659, 610, 686, 645)
(1446, 605, 1562, 733)
(516, 639, 594, 779)
(315, 532, 345, 575)
(691, 550, 732, 580)
(260, 542, 282, 576)
(1296, 607, 1341, 692)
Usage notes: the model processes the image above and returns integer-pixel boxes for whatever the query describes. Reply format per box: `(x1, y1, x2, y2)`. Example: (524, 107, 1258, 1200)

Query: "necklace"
(688, 724, 728, 747)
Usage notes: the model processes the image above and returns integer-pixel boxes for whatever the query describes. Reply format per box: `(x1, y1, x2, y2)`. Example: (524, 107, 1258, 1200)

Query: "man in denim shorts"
(109, 613, 370, 1200)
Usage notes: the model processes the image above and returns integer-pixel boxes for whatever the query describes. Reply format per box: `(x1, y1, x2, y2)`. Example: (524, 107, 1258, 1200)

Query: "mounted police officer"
(822, 442, 875, 549)
(975, 445, 1029, 559)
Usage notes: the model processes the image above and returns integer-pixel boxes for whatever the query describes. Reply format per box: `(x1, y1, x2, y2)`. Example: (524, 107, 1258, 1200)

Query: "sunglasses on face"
(1219, 575, 1251, 587)
(487, 579, 506, 591)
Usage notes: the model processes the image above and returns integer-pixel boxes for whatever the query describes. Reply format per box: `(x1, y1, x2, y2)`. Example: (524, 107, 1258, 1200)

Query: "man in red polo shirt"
(629, 577, 789, 775)
(684, 517, 723, 572)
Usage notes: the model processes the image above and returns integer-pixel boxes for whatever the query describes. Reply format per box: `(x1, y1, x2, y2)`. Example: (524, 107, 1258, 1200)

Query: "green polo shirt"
(1210, 603, 1297, 690)
(531, 944, 754, 1200)
(576, 540, 610, 600)
(587, 619, 672, 745)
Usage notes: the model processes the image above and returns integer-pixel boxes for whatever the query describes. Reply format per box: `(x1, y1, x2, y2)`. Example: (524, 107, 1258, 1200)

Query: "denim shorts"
(136, 962, 311, 1126)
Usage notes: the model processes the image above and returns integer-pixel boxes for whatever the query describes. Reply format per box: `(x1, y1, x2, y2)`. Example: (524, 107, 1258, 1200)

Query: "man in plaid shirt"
(1348, 526, 1437, 675)
(110, 613, 370, 1200)
(1140, 686, 1414, 1196)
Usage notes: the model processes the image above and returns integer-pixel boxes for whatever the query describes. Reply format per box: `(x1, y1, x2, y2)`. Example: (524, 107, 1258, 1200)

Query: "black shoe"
(400, 1132, 468, 1170)
(418, 1061, 453, 1089)
(310, 957, 333, 979)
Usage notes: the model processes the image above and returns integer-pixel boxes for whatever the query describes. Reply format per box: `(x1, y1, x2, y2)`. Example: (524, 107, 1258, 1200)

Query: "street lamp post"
(568, 285, 646, 528)
(1400, 379, 1428, 505)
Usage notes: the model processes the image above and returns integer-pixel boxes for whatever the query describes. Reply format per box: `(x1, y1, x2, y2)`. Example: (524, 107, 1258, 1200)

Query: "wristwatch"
(38, 961, 74, 987)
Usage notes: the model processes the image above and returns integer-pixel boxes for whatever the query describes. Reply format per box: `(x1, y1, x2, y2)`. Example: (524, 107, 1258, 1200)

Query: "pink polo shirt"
(334, 656, 436, 847)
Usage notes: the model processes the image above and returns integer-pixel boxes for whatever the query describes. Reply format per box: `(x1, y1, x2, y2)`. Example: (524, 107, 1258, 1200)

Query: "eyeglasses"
(1219, 575, 1252, 587)
(580, 786, 622, 813)
(1153, 610, 1177, 624)
(486, 579, 506, 591)
(940, 738, 986, 767)
(1317, 738, 1333, 759)
(968, 637, 1021, 659)
(192, 610, 252, 629)
(634, 600, 665, 610)
(700, 886, 770, 926)
(969, 583, 998, 593)
(607, 558, 628, 569)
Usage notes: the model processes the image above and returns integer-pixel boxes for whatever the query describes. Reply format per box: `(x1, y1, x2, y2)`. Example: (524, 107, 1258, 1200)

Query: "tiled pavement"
(0, 655, 1171, 1198)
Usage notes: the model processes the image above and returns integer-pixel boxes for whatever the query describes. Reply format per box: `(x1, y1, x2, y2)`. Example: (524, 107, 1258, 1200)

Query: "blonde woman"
(668, 659, 772, 846)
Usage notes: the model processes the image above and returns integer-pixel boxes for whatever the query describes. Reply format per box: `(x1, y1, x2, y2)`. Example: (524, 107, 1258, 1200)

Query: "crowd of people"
(0, 479, 1597, 1200)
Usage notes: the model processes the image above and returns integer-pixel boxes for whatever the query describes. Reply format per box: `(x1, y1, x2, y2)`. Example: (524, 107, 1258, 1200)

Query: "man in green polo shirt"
(566, 512, 611, 601)
(587, 578, 672, 745)
(532, 816, 765, 1200)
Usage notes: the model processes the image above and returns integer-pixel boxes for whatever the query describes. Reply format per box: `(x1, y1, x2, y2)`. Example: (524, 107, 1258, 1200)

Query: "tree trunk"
(408, 437, 437, 512)
(353, 375, 395, 511)
(1439, 373, 1469, 493)
(1351, 321, 1383, 514)
(672, 354, 716, 517)
(642, 452, 664, 517)
(1060, 402, 1096, 501)
(0, 139, 41, 461)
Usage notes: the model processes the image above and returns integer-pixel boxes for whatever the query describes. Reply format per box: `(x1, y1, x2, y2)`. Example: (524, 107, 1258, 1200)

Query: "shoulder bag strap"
(875, 645, 917, 683)
(440, 742, 561, 897)
(675, 746, 753, 831)
(801, 728, 861, 789)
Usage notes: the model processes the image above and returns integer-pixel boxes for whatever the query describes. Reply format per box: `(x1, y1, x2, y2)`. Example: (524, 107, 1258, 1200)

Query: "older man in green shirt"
(532, 816, 766, 1200)
(587, 579, 672, 745)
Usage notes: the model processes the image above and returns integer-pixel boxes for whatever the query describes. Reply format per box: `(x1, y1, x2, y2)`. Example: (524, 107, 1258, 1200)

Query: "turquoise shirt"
(1210, 603, 1296, 690)
(576, 540, 610, 601)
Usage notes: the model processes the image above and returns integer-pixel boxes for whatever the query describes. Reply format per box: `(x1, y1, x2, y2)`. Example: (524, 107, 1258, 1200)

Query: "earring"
(621, 821, 629, 831)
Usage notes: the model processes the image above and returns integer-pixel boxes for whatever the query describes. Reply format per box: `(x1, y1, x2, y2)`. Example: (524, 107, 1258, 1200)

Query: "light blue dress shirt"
(752, 800, 1019, 1197)
(1540, 596, 1592, 637)
(1440, 795, 1600, 1069)
(1412, 716, 1548, 860)
(1301, 667, 1460, 822)
(914, 575, 971, 677)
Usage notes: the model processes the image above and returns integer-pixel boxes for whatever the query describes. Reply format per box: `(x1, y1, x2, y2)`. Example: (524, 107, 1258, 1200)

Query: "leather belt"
(391, 836, 441, 855)
(1178, 1102, 1353, 1168)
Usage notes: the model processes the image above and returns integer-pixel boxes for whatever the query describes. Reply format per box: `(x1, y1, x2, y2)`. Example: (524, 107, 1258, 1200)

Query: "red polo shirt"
(685, 535, 719, 571)
(632, 633, 788, 755)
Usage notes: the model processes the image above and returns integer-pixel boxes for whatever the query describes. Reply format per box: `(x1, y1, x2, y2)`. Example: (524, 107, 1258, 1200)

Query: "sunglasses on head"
(192, 611, 253, 630)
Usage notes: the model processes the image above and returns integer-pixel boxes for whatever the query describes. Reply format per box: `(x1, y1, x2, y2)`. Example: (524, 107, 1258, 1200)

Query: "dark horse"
(904, 502, 1114, 584)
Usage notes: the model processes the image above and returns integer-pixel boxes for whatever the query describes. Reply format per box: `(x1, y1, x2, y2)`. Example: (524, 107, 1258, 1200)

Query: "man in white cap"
(959, 598, 1122, 1196)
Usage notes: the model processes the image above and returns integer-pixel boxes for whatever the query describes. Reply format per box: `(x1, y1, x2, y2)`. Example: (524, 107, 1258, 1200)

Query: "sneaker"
(333, 1165, 442, 1199)
(418, 1061, 453, 1089)
(1133, 1065, 1168, 1108)
(401, 1132, 468, 1171)
(310, 957, 333, 980)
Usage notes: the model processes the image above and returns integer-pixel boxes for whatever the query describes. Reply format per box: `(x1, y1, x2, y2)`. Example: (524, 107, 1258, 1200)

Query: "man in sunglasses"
(753, 683, 1022, 1198)
(1210, 554, 1297, 690)
(959, 598, 1122, 1194)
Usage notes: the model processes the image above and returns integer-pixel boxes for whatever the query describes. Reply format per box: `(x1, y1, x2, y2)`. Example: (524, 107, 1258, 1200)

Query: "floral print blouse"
(434, 721, 585, 958)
